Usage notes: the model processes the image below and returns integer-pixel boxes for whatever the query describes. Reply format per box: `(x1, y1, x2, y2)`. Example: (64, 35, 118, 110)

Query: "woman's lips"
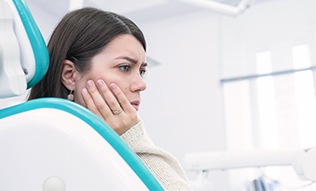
(131, 101, 140, 111)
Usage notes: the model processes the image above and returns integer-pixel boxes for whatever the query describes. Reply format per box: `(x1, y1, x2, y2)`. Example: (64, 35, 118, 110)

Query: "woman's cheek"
(73, 83, 87, 106)
(74, 90, 86, 107)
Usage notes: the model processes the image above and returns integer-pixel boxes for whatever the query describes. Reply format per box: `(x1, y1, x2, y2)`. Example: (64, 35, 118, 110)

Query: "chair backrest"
(0, 98, 164, 190)
(0, 0, 164, 190)
(0, 0, 49, 98)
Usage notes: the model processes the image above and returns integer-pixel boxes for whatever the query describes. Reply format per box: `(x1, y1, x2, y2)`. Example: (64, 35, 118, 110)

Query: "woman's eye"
(118, 65, 130, 72)
(140, 68, 147, 77)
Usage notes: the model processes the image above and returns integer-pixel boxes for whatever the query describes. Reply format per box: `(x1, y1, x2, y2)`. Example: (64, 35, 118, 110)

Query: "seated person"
(28, 7, 192, 191)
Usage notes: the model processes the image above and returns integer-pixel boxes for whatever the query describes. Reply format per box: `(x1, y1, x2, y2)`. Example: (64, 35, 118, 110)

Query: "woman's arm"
(121, 121, 192, 191)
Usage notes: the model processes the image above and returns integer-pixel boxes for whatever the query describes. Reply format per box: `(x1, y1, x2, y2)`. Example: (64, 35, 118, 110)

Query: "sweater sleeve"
(120, 121, 192, 191)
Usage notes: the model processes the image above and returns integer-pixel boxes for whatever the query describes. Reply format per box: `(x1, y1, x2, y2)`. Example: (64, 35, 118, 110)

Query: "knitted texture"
(121, 121, 192, 191)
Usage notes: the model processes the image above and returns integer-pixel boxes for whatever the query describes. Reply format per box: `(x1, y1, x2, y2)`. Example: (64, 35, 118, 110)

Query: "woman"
(28, 7, 192, 191)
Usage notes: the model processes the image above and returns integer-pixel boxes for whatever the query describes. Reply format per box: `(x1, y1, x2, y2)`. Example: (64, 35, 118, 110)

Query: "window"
(292, 45, 316, 148)
(256, 51, 279, 149)
(222, 44, 316, 190)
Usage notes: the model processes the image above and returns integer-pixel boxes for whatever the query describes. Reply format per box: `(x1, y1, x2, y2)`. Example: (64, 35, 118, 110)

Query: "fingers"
(95, 80, 123, 115)
(81, 79, 139, 135)
(108, 83, 135, 113)
(82, 80, 117, 119)
(82, 79, 135, 117)
(81, 87, 104, 119)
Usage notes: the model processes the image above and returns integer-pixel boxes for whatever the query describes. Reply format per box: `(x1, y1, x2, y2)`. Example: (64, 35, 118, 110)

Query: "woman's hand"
(81, 79, 139, 135)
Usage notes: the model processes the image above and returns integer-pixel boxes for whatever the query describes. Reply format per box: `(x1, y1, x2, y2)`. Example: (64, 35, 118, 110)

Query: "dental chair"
(0, 0, 164, 190)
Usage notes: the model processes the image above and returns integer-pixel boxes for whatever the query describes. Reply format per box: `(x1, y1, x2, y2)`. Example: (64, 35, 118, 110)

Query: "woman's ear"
(61, 60, 78, 90)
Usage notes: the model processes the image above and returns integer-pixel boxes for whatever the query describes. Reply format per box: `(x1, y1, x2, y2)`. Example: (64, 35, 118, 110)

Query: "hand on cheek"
(81, 79, 139, 135)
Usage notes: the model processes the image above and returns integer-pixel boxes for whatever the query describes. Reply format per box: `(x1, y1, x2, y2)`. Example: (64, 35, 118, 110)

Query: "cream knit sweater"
(121, 121, 192, 191)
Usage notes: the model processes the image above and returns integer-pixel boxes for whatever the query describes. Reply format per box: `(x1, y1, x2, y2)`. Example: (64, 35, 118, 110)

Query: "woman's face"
(73, 34, 147, 111)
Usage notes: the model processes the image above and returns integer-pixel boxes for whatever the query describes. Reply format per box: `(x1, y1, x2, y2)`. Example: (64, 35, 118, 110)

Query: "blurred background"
(4, 0, 316, 190)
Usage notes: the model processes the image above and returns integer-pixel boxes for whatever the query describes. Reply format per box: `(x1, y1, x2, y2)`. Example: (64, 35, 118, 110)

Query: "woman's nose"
(130, 73, 147, 92)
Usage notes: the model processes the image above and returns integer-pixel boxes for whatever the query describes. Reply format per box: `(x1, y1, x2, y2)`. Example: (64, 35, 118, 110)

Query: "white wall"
(221, 0, 316, 79)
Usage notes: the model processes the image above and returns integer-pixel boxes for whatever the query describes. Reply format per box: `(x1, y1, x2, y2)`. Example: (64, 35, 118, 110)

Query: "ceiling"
(24, 0, 259, 24)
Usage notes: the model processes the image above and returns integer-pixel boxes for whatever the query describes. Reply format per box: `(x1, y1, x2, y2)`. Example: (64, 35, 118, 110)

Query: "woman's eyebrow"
(115, 56, 147, 66)
(115, 56, 137, 64)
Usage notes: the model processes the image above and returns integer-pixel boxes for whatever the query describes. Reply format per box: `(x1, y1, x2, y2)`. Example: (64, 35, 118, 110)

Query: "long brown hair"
(28, 7, 146, 100)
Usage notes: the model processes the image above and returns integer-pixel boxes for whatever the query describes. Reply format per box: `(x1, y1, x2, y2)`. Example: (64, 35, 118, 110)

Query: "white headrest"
(0, 0, 49, 99)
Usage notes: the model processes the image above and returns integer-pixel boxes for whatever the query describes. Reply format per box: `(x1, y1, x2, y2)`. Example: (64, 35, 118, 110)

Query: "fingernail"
(109, 83, 116, 90)
(97, 80, 104, 87)
(87, 80, 93, 89)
